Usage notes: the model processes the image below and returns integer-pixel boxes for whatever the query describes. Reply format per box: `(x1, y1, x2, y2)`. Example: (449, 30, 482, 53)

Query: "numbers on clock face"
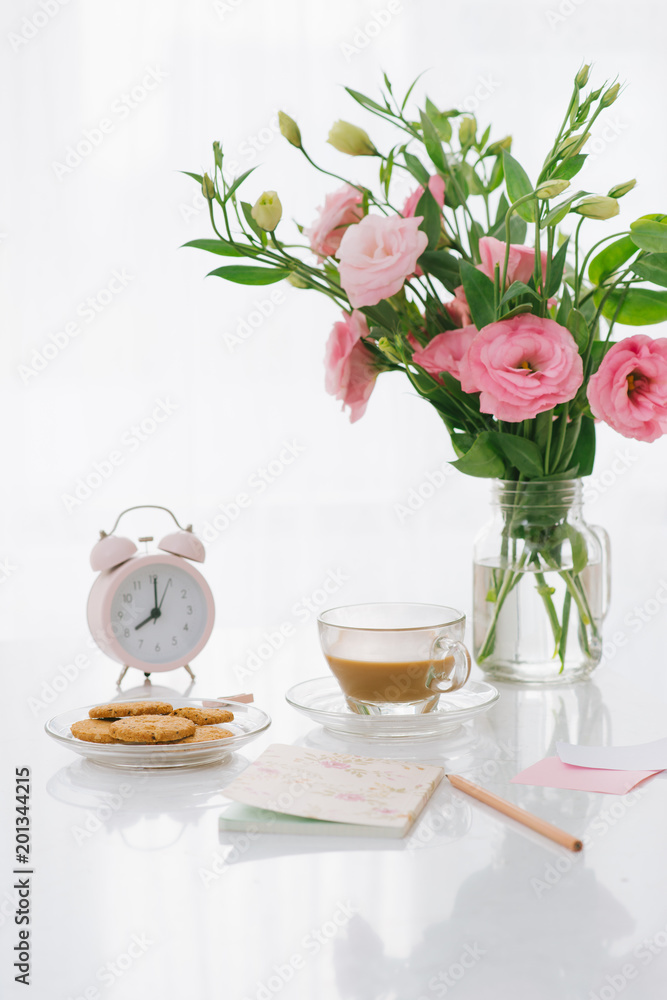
(109, 564, 207, 665)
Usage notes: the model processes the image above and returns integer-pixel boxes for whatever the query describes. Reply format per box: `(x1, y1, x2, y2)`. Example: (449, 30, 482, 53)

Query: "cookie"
(180, 726, 235, 744)
(71, 720, 119, 744)
(89, 700, 173, 719)
(109, 715, 195, 743)
(172, 706, 234, 725)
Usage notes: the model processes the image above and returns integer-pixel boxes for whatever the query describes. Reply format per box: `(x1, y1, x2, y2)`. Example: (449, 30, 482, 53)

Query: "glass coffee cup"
(317, 603, 471, 715)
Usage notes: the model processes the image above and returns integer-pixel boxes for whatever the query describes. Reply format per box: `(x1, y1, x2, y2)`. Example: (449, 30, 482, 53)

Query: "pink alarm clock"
(87, 505, 215, 682)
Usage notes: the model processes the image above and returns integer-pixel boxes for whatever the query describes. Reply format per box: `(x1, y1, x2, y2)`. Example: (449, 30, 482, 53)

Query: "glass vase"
(473, 480, 610, 683)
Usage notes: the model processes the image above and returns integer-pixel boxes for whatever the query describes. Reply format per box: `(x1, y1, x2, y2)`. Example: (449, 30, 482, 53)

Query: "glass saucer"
(285, 677, 499, 739)
(45, 698, 271, 769)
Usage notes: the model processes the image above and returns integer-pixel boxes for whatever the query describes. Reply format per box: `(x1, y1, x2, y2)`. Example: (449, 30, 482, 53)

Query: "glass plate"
(45, 697, 271, 769)
(285, 678, 499, 739)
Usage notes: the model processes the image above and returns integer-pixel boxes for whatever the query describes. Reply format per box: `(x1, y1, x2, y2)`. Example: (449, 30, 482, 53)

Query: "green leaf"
(416, 187, 441, 251)
(588, 236, 637, 285)
(571, 416, 595, 476)
(361, 300, 399, 333)
(588, 235, 637, 286)
(450, 433, 506, 479)
(403, 151, 430, 185)
(487, 213, 527, 244)
(550, 154, 587, 181)
(540, 190, 588, 229)
(566, 308, 589, 353)
(494, 193, 510, 227)
(444, 165, 469, 209)
(226, 167, 257, 202)
(401, 72, 426, 111)
(181, 170, 204, 184)
(419, 110, 447, 174)
(566, 525, 588, 574)
(207, 265, 290, 285)
(497, 304, 534, 320)
(500, 281, 541, 307)
(418, 251, 460, 293)
(241, 201, 263, 239)
(595, 287, 667, 325)
(546, 238, 570, 298)
(630, 253, 667, 288)
(345, 87, 387, 114)
(424, 97, 452, 142)
(460, 260, 495, 329)
(488, 432, 543, 478)
(486, 155, 504, 194)
(468, 220, 485, 262)
(183, 238, 243, 258)
(630, 218, 667, 253)
(502, 151, 536, 222)
(556, 285, 572, 326)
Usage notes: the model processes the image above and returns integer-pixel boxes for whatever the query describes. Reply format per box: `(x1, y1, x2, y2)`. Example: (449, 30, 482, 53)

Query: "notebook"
(220, 744, 444, 839)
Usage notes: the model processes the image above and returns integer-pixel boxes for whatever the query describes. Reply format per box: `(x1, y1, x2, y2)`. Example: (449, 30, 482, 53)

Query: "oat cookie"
(71, 720, 119, 744)
(89, 700, 173, 719)
(109, 715, 195, 743)
(180, 726, 235, 743)
(172, 706, 234, 725)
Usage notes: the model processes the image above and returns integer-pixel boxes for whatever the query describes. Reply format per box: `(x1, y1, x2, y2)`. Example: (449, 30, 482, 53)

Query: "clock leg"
(117, 665, 130, 685)
(184, 663, 196, 681)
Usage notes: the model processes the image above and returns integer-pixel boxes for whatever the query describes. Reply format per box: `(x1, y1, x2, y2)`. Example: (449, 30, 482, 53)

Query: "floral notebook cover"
(223, 744, 444, 835)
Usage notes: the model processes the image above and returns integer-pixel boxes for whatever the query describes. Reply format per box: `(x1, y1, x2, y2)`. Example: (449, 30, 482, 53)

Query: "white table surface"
(3, 632, 667, 1000)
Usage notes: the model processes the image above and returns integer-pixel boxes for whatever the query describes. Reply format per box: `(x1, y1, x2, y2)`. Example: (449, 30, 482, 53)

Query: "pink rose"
(305, 184, 364, 260)
(411, 326, 478, 382)
(338, 214, 429, 308)
(324, 310, 377, 423)
(478, 235, 548, 287)
(445, 285, 473, 328)
(459, 315, 583, 421)
(588, 335, 667, 442)
(402, 174, 446, 218)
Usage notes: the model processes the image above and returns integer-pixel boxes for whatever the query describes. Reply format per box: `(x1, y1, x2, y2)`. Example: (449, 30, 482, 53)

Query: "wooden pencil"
(446, 773, 583, 853)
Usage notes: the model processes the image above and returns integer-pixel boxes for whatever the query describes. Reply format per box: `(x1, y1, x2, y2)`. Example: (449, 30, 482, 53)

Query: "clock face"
(109, 562, 208, 666)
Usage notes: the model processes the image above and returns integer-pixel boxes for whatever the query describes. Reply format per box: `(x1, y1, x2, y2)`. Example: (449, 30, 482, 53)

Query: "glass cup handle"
(591, 524, 611, 620)
(427, 635, 471, 693)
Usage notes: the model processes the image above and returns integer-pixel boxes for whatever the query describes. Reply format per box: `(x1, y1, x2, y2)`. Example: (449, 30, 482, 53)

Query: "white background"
(3, 0, 667, 695)
(3, 1, 667, 997)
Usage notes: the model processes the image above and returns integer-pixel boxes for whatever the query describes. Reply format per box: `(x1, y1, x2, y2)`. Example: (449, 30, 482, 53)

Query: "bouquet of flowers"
(185, 66, 667, 678)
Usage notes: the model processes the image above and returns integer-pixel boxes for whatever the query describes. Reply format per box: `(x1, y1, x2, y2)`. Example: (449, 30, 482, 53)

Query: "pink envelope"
(511, 756, 663, 794)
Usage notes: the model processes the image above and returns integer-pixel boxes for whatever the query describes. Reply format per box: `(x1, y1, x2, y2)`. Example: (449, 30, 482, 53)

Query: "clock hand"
(135, 611, 159, 630)
(157, 578, 172, 612)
